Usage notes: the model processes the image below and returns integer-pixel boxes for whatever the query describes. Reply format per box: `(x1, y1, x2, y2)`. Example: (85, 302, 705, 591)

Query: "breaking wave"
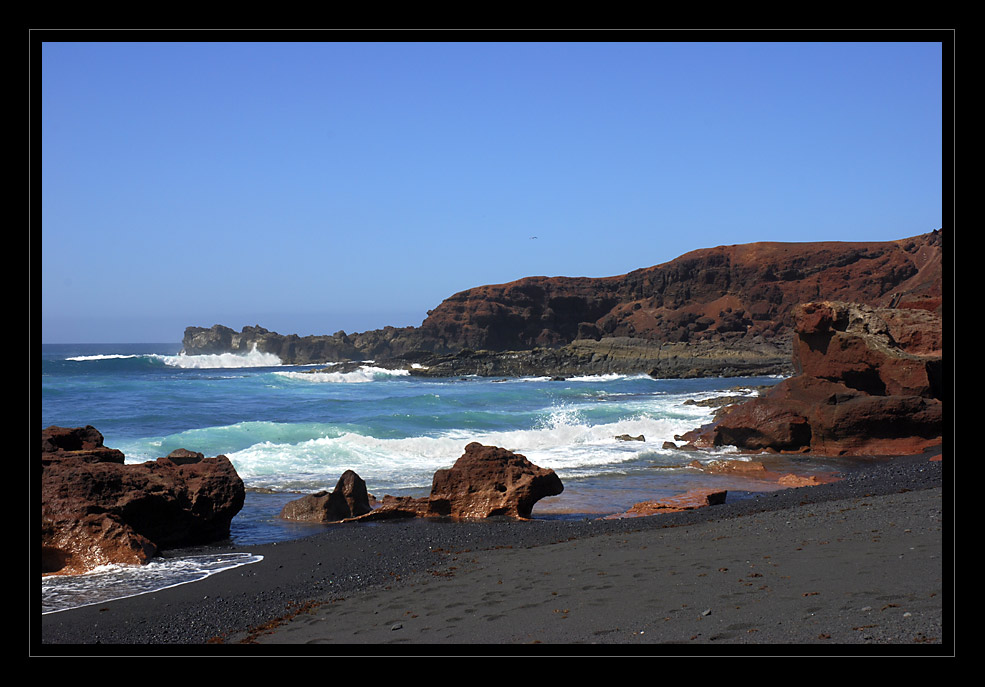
(160, 348, 284, 369)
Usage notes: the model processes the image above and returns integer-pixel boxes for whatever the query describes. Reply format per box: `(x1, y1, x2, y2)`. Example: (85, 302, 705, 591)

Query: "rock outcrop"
(182, 230, 943, 376)
(424, 443, 564, 519)
(406, 230, 941, 352)
(398, 336, 793, 379)
(278, 470, 372, 523)
(282, 443, 564, 523)
(42, 426, 246, 575)
(680, 300, 943, 456)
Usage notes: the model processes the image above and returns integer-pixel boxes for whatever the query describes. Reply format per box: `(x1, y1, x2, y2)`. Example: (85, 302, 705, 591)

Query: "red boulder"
(354, 443, 564, 521)
(42, 426, 245, 575)
(279, 470, 372, 522)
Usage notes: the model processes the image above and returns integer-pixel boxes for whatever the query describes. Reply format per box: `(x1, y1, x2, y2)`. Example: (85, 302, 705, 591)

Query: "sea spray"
(42, 342, 789, 612)
(161, 347, 284, 369)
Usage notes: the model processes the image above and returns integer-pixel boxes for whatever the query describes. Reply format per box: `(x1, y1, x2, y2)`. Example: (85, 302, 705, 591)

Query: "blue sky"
(39, 39, 946, 343)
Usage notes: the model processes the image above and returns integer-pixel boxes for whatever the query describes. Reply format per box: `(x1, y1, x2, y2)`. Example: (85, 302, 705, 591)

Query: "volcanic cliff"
(182, 230, 943, 377)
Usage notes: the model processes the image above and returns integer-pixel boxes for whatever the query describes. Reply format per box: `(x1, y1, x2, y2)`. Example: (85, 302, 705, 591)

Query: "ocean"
(40, 342, 826, 614)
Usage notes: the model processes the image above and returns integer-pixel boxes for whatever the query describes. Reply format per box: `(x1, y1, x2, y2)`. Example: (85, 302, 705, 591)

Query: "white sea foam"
(65, 353, 143, 361)
(41, 553, 263, 614)
(225, 398, 718, 493)
(274, 366, 411, 383)
(161, 348, 283, 369)
(563, 373, 655, 382)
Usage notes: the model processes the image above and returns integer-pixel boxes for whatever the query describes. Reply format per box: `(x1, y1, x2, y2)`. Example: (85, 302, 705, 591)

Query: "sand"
(37, 452, 949, 655)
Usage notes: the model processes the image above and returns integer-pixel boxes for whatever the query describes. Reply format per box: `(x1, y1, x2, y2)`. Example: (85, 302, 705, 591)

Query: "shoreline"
(37, 448, 947, 653)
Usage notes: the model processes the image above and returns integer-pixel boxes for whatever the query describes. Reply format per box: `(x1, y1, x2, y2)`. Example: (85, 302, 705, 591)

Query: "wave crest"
(274, 366, 411, 383)
(161, 349, 283, 369)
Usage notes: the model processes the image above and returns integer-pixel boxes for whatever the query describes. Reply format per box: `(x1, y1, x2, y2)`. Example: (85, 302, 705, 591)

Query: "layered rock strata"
(680, 301, 943, 456)
(41, 426, 246, 575)
(182, 230, 942, 377)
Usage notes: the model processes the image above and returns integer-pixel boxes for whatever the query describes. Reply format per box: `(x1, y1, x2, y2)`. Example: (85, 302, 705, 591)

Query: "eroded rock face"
(426, 443, 564, 519)
(317, 443, 564, 522)
(183, 231, 943, 366)
(41, 427, 245, 575)
(682, 301, 943, 456)
(414, 231, 942, 353)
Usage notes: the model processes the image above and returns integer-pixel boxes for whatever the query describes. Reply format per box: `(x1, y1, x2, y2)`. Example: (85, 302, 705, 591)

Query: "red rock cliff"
(682, 300, 943, 456)
(416, 230, 942, 352)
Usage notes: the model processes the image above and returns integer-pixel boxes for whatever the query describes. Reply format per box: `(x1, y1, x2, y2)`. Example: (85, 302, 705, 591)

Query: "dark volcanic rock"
(400, 337, 792, 379)
(41, 426, 246, 575)
(279, 470, 372, 523)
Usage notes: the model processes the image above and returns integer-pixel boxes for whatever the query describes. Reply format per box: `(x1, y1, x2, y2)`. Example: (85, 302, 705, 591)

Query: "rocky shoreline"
(305, 336, 794, 380)
(39, 448, 944, 648)
(39, 230, 946, 649)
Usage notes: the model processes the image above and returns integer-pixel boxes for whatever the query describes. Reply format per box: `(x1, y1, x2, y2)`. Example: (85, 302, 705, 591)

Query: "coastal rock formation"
(410, 230, 943, 352)
(181, 230, 942, 377)
(279, 470, 372, 523)
(681, 300, 943, 456)
(182, 324, 423, 365)
(41, 426, 246, 575)
(343, 443, 564, 521)
(400, 337, 792, 379)
(41, 424, 126, 465)
(426, 443, 564, 518)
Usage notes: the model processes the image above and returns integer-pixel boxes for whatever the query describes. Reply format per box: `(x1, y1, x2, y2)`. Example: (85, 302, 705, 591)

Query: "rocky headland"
(182, 230, 942, 380)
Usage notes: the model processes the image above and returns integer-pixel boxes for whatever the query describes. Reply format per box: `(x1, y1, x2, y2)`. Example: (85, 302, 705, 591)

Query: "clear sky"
(38, 38, 946, 343)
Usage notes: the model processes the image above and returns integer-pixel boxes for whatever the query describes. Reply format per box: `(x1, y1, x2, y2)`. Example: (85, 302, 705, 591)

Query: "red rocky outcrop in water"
(285, 443, 565, 522)
(41, 426, 246, 575)
(424, 443, 564, 518)
(278, 470, 373, 522)
(681, 300, 943, 456)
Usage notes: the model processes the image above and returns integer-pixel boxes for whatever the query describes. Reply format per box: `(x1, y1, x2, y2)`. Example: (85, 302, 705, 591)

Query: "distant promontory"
(182, 230, 943, 379)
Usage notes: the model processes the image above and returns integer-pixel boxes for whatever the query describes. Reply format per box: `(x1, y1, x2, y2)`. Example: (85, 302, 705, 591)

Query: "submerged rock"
(613, 488, 728, 518)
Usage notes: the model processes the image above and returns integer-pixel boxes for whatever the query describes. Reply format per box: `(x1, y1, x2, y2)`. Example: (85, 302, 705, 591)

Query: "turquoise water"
(40, 343, 795, 526)
(41, 342, 794, 612)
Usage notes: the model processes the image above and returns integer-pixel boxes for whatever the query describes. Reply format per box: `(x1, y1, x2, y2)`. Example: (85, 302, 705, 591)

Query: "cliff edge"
(182, 229, 943, 377)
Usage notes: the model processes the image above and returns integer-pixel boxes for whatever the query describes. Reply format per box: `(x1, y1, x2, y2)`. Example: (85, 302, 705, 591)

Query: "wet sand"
(37, 451, 948, 654)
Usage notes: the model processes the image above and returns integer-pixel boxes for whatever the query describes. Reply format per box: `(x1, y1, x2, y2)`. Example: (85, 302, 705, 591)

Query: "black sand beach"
(37, 450, 948, 654)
